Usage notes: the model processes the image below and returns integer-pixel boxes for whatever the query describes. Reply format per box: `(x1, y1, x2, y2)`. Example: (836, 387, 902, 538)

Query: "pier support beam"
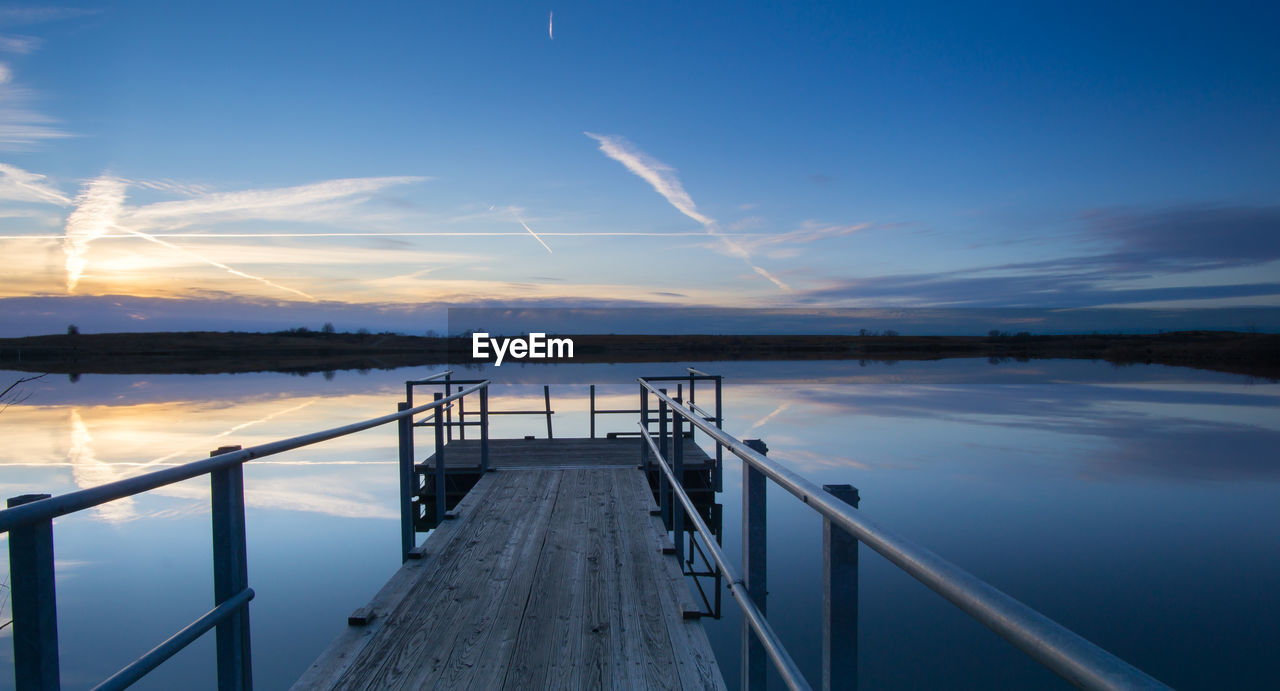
(7, 493, 59, 691)
(210, 446, 253, 691)
(742, 439, 768, 690)
(823, 483, 860, 691)
(433, 392, 446, 524)
(397, 402, 415, 561)
(673, 389, 685, 564)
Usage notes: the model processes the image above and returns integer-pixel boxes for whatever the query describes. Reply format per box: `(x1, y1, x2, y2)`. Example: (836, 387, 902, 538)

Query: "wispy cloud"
(730, 221, 871, 258)
(58, 175, 430, 300)
(585, 132, 791, 291)
(0, 161, 70, 204)
(585, 132, 712, 225)
(0, 7, 100, 25)
(62, 177, 317, 299)
(62, 177, 126, 292)
(789, 204, 1280, 309)
(0, 34, 39, 53)
(121, 176, 429, 231)
(1084, 205, 1280, 266)
(0, 60, 72, 149)
(0, 7, 82, 147)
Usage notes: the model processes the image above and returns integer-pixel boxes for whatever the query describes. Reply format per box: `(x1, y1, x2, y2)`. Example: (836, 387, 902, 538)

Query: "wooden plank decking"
(294, 463, 725, 689)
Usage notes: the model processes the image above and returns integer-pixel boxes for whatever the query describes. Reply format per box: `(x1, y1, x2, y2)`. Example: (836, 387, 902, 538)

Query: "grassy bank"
(0, 330, 1276, 379)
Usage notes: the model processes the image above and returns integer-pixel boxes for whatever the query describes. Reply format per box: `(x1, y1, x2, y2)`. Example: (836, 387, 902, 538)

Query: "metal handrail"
(640, 425, 811, 691)
(1, 376, 489, 691)
(639, 379, 1169, 691)
(404, 370, 456, 385)
(0, 382, 484, 532)
(686, 401, 717, 422)
(93, 588, 256, 691)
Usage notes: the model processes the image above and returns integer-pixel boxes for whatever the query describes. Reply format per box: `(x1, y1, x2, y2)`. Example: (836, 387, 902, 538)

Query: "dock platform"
(295, 442, 725, 689)
(412, 437, 717, 529)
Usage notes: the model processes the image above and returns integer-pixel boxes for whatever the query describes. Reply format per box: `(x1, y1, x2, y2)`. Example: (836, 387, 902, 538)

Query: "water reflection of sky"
(0, 360, 1277, 689)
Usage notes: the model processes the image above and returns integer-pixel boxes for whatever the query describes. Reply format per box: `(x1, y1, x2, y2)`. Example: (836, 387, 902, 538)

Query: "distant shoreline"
(0, 330, 1276, 379)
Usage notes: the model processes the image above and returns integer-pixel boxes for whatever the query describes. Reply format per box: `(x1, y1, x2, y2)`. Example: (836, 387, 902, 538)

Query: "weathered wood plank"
(327, 472, 534, 689)
(612, 470, 683, 689)
(290, 470, 513, 689)
(298, 464, 724, 690)
(410, 470, 563, 689)
(499, 469, 592, 689)
(579, 467, 619, 687)
(636, 477, 727, 690)
(457, 471, 566, 690)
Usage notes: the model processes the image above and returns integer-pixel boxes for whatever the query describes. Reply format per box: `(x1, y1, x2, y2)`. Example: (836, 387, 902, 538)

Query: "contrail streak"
(2, 231, 738, 239)
(584, 132, 791, 291)
(747, 401, 793, 432)
(115, 225, 318, 300)
(139, 400, 318, 470)
(519, 218, 554, 253)
(0, 162, 71, 205)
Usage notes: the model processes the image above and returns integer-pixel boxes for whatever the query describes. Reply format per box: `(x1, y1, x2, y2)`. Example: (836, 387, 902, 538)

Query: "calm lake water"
(1, 359, 1277, 689)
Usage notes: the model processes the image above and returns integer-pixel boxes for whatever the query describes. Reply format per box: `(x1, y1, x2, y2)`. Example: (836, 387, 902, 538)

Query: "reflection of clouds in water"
(54, 399, 396, 523)
(68, 409, 138, 523)
(1079, 425, 1280, 482)
(764, 447, 873, 472)
(746, 401, 791, 433)
(787, 382, 1280, 482)
(151, 474, 395, 520)
(134, 399, 317, 473)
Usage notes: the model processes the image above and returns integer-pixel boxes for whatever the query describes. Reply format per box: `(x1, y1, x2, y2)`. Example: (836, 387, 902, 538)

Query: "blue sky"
(0, 1, 1277, 335)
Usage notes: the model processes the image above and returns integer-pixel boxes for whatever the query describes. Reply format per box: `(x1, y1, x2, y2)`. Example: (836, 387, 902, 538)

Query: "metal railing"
(408, 371, 555, 441)
(0, 375, 488, 691)
(638, 378, 1170, 691)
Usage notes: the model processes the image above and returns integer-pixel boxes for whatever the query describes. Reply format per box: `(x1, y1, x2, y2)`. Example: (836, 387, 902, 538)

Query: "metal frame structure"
(638, 378, 1170, 691)
(0, 375, 488, 691)
(408, 372, 554, 441)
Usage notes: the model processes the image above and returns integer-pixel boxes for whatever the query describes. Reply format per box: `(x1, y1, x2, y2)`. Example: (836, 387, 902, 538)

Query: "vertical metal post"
(544, 385, 553, 439)
(457, 382, 467, 441)
(658, 389, 669, 528)
(397, 402, 415, 561)
(444, 374, 453, 443)
(589, 384, 596, 439)
(480, 385, 491, 473)
(433, 392, 446, 524)
(210, 449, 252, 691)
(673, 389, 685, 564)
(823, 484, 860, 691)
(714, 376, 724, 492)
(7, 493, 59, 691)
(742, 439, 769, 691)
(639, 386, 650, 472)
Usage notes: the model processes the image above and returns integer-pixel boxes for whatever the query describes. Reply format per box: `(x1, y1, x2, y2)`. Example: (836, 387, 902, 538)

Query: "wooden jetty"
(294, 438, 726, 690)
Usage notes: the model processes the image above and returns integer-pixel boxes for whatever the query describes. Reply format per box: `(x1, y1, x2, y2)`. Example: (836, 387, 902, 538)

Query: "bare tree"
(0, 373, 47, 414)
(0, 373, 45, 630)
